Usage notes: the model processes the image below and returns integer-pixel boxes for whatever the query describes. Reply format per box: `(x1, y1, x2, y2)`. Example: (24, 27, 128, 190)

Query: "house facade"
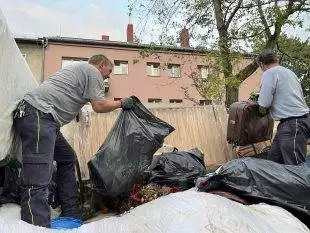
(15, 25, 261, 106)
(15, 38, 44, 84)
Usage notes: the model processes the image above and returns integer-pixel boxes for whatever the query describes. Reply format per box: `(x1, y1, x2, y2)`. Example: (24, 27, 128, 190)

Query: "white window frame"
(198, 65, 209, 79)
(114, 60, 128, 75)
(61, 57, 88, 68)
(147, 62, 160, 77)
(168, 64, 181, 78)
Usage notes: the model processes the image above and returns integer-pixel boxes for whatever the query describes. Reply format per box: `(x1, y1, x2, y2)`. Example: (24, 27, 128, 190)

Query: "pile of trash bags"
(196, 157, 310, 227)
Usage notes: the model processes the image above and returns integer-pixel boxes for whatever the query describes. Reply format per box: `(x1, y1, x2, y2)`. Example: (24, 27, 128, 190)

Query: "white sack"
(0, 190, 308, 233)
(0, 9, 38, 162)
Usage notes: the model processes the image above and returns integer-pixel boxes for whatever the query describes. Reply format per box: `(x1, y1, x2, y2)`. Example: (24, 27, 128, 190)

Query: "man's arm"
(258, 72, 276, 106)
(90, 99, 121, 113)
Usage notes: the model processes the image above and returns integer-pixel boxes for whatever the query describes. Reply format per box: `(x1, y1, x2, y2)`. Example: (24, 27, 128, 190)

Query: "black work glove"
(121, 97, 134, 110)
(249, 92, 260, 102)
(259, 106, 269, 117)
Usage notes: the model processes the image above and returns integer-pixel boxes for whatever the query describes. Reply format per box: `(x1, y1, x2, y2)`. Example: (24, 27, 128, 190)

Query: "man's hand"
(121, 97, 134, 110)
(249, 92, 260, 102)
(259, 106, 269, 116)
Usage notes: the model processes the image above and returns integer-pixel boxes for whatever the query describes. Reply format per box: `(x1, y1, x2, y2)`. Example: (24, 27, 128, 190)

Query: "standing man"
(257, 50, 310, 165)
(13, 54, 133, 227)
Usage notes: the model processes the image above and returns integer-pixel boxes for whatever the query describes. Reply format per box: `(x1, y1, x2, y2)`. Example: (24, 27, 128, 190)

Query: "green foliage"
(278, 35, 310, 106)
(131, 0, 310, 105)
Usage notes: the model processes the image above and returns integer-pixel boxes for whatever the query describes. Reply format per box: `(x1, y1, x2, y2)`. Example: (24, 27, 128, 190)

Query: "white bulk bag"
(0, 190, 308, 233)
(0, 9, 38, 162)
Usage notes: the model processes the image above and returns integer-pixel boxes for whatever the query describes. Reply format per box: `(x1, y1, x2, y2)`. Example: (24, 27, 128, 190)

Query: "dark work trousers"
(13, 101, 78, 227)
(268, 114, 310, 165)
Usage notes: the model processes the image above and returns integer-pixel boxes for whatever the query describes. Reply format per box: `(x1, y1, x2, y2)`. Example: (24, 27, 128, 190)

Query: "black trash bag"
(88, 96, 175, 197)
(0, 159, 21, 205)
(148, 148, 207, 190)
(196, 158, 310, 226)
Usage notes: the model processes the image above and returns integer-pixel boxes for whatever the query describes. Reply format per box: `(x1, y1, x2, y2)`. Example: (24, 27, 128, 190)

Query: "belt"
(280, 113, 309, 124)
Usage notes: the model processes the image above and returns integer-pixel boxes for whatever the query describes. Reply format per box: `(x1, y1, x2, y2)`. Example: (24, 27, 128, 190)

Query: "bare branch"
(212, 0, 226, 31)
(226, 0, 243, 27)
(230, 27, 272, 40)
(235, 61, 259, 82)
(255, 0, 272, 38)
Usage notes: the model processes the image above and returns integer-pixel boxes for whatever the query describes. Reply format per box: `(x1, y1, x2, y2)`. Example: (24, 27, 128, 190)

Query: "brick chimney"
(180, 27, 189, 48)
(101, 35, 109, 41)
(127, 24, 134, 43)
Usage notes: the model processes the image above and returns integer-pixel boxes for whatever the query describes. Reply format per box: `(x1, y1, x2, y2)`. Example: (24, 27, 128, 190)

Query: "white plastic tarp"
(0, 9, 38, 162)
(0, 190, 308, 233)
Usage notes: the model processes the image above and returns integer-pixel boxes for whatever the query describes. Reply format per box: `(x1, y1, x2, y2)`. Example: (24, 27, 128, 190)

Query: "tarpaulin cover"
(196, 157, 310, 225)
(148, 148, 207, 189)
(0, 9, 38, 163)
(88, 96, 175, 197)
(0, 190, 309, 233)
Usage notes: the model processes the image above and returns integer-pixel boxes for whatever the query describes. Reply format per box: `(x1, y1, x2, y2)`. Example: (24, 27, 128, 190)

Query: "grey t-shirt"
(24, 62, 105, 126)
(258, 65, 309, 120)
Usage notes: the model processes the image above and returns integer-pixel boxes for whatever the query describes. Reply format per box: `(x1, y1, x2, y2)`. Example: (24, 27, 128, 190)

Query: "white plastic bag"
(0, 190, 308, 233)
(0, 8, 38, 163)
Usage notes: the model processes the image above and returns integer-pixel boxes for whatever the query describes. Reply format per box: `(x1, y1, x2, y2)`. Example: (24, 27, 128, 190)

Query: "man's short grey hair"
(88, 54, 112, 66)
(256, 50, 279, 65)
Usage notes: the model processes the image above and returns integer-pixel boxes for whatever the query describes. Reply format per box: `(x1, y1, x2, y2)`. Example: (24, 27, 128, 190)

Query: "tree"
(130, 0, 310, 106)
(278, 35, 310, 105)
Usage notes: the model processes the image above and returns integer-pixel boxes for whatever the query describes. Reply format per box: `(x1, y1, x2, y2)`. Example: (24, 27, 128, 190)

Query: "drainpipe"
(40, 37, 48, 83)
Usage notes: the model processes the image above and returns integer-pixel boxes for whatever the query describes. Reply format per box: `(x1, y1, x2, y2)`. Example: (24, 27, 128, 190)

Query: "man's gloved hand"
(249, 92, 260, 102)
(259, 106, 269, 117)
(121, 97, 134, 110)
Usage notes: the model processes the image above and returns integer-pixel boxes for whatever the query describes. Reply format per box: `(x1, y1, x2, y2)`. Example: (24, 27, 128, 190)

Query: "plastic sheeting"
(88, 96, 174, 197)
(0, 190, 309, 233)
(0, 9, 38, 163)
(196, 158, 310, 225)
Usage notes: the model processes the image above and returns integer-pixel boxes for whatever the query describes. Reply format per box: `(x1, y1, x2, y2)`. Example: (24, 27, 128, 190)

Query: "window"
(147, 62, 160, 76)
(169, 99, 183, 104)
(114, 60, 128, 75)
(198, 65, 209, 79)
(62, 57, 88, 68)
(168, 64, 181, 78)
(148, 98, 162, 103)
(199, 100, 212, 105)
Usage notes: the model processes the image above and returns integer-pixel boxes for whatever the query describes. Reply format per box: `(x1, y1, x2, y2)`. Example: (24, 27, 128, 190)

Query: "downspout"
(40, 37, 48, 83)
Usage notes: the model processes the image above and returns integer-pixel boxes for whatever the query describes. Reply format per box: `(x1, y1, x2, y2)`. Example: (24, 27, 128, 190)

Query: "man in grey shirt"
(257, 50, 310, 165)
(13, 54, 133, 227)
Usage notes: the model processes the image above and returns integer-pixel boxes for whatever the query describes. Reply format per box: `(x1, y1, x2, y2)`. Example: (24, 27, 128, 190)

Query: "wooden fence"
(61, 105, 234, 179)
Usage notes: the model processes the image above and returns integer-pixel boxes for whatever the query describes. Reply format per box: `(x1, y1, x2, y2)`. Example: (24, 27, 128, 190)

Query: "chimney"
(101, 35, 109, 41)
(127, 24, 134, 43)
(180, 27, 189, 48)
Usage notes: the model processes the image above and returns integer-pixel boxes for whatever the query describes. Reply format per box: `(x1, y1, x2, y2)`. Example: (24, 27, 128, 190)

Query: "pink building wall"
(43, 42, 262, 105)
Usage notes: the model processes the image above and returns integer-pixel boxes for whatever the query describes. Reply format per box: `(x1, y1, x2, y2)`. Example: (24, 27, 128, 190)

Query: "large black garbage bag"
(196, 158, 310, 226)
(148, 148, 207, 190)
(88, 96, 175, 197)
